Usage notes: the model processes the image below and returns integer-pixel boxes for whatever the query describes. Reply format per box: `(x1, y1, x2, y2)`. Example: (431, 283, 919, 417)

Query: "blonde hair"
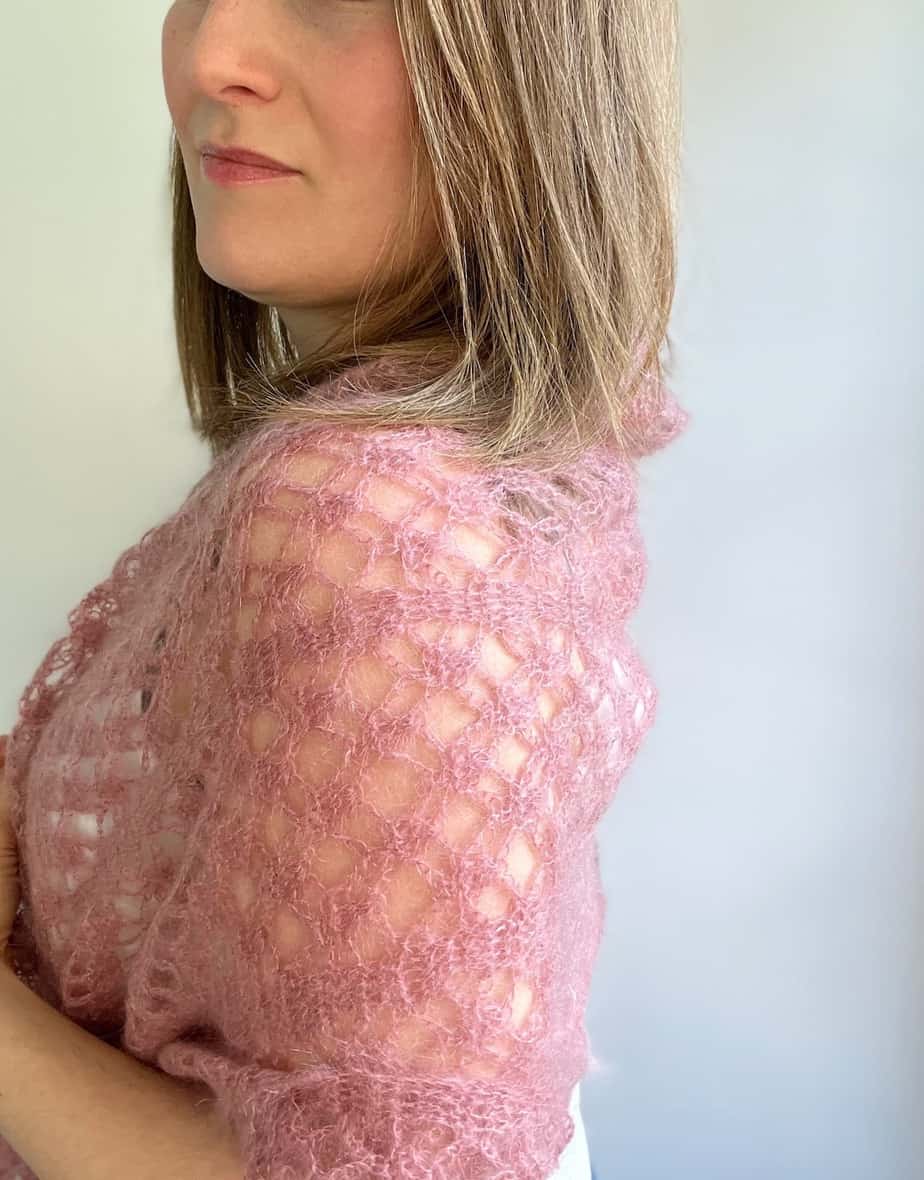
(170, 0, 681, 474)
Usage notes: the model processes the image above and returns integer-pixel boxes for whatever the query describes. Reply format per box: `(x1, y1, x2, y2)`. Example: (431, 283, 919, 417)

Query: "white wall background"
(1, 4, 921, 1179)
(584, 3, 923, 1178)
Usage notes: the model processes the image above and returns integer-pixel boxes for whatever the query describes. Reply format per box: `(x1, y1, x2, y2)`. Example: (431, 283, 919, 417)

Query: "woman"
(0, 1, 688, 1177)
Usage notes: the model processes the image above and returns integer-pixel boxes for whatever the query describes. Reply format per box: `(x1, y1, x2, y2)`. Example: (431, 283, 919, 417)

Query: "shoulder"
(225, 422, 485, 510)
(212, 422, 524, 589)
(208, 419, 634, 600)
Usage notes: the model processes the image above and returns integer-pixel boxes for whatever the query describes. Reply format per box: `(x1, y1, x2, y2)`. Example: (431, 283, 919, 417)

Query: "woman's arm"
(0, 964, 243, 1180)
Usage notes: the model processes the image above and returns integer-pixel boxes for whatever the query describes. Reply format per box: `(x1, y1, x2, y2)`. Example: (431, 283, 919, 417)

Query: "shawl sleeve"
(121, 427, 607, 1180)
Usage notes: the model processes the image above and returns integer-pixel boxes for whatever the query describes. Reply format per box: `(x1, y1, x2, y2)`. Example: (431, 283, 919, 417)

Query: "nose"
(183, 0, 288, 110)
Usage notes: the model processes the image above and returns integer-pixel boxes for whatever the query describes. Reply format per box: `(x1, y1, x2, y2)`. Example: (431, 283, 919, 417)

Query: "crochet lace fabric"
(1, 361, 688, 1180)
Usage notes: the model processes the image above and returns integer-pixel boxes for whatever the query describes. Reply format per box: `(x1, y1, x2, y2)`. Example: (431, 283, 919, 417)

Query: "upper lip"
(199, 142, 299, 172)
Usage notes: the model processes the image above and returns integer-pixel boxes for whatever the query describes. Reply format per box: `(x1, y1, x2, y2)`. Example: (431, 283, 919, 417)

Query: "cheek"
(327, 58, 416, 180)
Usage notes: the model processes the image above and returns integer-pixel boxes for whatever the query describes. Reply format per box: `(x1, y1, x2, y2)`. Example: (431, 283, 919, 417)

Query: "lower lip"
(201, 154, 300, 185)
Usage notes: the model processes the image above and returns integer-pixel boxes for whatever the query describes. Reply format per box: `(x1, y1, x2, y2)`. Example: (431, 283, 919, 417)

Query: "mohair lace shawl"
(1, 359, 688, 1179)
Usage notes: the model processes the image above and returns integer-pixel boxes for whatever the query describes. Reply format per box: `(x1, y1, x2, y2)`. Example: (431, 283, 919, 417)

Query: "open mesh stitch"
(2, 374, 687, 1180)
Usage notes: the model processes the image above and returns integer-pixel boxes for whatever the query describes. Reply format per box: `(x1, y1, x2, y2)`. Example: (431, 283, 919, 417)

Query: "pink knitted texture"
(1, 361, 688, 1180)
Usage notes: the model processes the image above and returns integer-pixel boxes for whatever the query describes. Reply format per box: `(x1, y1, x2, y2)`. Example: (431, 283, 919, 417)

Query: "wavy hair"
(170, 0, 682, 474)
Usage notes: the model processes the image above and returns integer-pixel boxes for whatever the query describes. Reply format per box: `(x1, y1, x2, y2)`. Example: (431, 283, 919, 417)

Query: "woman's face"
(162, 0, 436, 358)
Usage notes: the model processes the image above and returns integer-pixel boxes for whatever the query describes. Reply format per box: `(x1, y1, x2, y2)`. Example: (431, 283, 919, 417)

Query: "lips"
(199, 143, 299, 173)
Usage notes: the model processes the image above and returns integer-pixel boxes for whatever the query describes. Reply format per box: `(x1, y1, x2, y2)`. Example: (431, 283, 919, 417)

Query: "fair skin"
(162, 0, 438, 359)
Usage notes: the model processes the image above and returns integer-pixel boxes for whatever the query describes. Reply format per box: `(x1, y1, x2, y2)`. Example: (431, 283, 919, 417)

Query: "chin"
(193, 236, 284, 301)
